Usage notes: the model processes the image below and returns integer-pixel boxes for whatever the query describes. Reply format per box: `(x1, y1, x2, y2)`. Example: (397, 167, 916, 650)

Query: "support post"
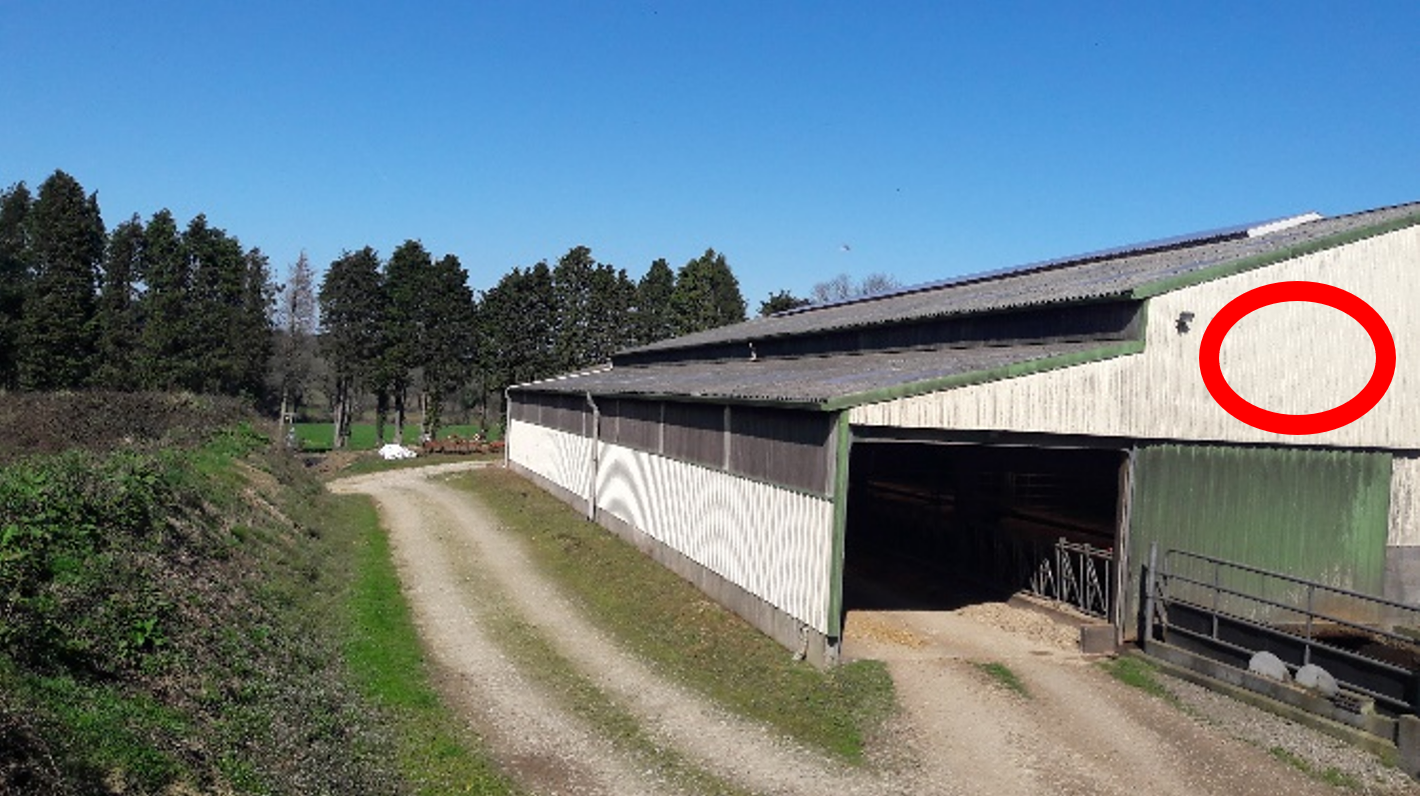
(585, 392, 600, 521)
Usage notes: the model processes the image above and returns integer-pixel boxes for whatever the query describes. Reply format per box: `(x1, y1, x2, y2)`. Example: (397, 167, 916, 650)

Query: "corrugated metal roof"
(622, 202, 1420, 359)
(515, 340, 1131, 409)
(775, 212, 1313, 318)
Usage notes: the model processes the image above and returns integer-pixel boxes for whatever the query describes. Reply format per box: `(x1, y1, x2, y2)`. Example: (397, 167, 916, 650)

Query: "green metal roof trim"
(1130, 209, 1420, 299)
(818, 338, 1142, 411)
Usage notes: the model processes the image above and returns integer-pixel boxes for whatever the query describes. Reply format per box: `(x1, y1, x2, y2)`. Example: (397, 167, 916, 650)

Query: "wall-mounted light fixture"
(1175, 311, 1196, 334)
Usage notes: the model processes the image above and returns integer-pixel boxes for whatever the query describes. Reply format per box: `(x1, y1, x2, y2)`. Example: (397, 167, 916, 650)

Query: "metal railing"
(1144, 545, 1420, 714)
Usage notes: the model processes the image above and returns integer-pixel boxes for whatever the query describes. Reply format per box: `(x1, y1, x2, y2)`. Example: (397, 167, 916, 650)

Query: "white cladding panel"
(1390, 455, 1420, 547)
(509, 419, 836, 633)
(508, 418, 593, 500)
(597, 443, 835, 633)
(851, 227, 1420, 448)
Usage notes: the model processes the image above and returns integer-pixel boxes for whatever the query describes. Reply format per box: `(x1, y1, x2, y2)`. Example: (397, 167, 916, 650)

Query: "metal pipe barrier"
(1146, 545, 1420, 715)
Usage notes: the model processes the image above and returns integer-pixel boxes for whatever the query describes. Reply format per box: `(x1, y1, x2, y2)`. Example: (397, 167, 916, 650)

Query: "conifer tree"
(184, 215, 249, 394)
(669, 248, 746, 336)
(238, 247, 276, 400)
(382, 240, 436, 443)
(551, 246, 638, 372)
(0, 182, 32, 390)
(758, 289, 811, 316)
(421, 253, 476, 439)
(585, 263, 636, 363)
(94, 215, 144, 389)
(478, 262, 555, 399)
(18, 170, 103, 390)
(319, 248, 384, 449)
(551, 245, 599, 372)
(136, 209, 190, 390)
(634, 257, 676, 345)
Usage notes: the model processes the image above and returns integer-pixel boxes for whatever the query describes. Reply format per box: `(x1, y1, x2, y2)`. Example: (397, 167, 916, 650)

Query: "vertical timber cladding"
(1127, 443, 1391, 633)
(1385, 455, 1420, 605)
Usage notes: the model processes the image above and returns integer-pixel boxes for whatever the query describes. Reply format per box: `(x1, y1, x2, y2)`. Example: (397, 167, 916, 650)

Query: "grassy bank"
(0, 412, 510, 794)
(453, 467, 897, 764)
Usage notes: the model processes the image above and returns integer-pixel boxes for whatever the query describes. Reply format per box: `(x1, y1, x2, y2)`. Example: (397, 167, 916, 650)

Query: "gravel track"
(333, 469, 674, 796)
(849, 604, 1416, 795)
(332, 462, 1413, 795)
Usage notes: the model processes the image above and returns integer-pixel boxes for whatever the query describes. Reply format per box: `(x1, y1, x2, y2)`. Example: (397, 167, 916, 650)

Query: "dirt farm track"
(330, 462, 1415, 796)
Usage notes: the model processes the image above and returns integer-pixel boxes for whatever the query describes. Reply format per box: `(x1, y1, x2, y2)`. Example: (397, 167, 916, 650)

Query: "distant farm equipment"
(421, 434, 505, 455)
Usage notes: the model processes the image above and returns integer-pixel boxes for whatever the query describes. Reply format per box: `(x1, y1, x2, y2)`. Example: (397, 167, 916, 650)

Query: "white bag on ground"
(378, 443, 418, 460)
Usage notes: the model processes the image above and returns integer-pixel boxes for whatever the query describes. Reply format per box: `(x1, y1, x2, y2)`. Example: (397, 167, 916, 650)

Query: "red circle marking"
(1198, 281, 1395, 435)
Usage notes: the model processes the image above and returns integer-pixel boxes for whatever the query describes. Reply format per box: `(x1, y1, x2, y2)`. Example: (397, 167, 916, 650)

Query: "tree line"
(314, 243, 749, 447)
(0, 169, 760, 448)
(0, 171, 274, 397)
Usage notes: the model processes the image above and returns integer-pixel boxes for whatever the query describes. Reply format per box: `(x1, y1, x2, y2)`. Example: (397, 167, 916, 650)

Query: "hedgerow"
(0, 391, 251, 463)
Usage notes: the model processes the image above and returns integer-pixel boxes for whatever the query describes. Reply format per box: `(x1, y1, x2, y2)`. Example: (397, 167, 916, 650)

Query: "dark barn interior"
(843, 440, 1126, 616)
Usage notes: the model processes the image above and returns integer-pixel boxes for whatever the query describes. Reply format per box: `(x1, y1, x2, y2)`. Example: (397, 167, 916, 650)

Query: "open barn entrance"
(843, 439, 1128, 634)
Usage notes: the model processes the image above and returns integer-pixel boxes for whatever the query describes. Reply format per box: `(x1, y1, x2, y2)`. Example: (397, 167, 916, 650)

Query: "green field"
(293, 423, 498, 451)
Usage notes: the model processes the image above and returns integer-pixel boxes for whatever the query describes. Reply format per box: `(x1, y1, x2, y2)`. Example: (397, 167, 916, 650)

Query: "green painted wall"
(1127, 444, 1391, 631)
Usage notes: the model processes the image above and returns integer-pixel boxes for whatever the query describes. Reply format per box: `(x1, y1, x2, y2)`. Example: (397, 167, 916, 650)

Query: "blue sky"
(3, 2, 1417, 310)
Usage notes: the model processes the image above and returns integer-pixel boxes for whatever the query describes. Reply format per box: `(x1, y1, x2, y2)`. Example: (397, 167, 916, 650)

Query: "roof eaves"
(523, 382, 830, 411)
(508, 363, 614, 393)
(1130, 209, 1420, 300)
(819, 337, 1146, 412)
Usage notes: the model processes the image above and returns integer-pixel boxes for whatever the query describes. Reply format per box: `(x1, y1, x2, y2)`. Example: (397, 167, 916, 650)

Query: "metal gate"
(1027, 537, 1114, 620)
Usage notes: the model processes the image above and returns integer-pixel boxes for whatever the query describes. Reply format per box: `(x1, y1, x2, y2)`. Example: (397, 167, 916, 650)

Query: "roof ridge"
(776, 212, 1327, 319)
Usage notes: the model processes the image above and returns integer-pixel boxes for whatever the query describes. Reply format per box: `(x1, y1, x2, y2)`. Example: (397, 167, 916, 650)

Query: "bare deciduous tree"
(274, 251, 317, 444)
(809, 272, 902, 304)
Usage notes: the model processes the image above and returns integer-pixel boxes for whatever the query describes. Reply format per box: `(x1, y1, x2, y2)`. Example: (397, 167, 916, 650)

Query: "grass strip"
(476, 592, 750, 796)
(1099, 655, 1186, 711)
(338, 494, 520, 796)
(973, 661, 1029, 697)
(453, 467, 896, 764)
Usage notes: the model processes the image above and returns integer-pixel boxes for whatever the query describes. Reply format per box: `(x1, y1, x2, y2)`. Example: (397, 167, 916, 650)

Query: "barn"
(506, 201, 1420, 671)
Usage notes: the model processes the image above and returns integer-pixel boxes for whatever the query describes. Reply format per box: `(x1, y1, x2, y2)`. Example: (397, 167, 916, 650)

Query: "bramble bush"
(0, 450, 190, 674)
(0, 419, 403, 794)
(0, 391, 252, 463)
